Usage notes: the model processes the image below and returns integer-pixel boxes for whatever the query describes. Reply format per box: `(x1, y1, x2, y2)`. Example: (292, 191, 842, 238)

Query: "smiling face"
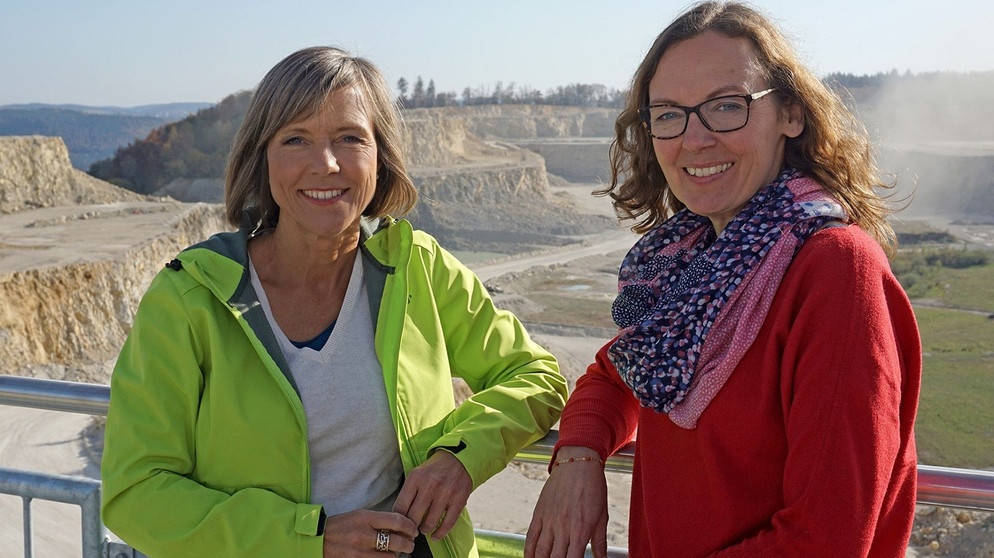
(648, 31, 804, 233)
(266, 86, 378, 246)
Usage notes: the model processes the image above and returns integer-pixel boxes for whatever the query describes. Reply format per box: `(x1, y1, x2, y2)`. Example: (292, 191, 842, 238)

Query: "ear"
(782, 101, 805, 138)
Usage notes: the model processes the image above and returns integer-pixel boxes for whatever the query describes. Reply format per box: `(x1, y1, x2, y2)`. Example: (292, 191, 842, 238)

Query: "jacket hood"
(169, 216, 406, 320)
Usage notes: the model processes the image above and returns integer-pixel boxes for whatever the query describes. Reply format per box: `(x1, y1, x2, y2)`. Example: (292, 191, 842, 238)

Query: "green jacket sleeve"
(421, 244, 568, 487)
(100, 270, 325, 557)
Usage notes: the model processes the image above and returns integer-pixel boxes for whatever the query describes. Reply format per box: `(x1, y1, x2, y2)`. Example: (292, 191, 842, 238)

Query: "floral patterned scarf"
(608, 168, 847, 428)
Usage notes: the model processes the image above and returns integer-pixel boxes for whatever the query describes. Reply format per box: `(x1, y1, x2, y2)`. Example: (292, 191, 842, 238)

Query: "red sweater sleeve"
(554, 337, 640, 461)
(713, 227, 921, 557)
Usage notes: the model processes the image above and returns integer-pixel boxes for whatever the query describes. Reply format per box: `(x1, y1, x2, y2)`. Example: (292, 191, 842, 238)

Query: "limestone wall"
(412, 158, 551, 204)
(0, 135, 227, 377)
(0, 136, 146, 214)
(402, 111, 504, 168)
(1, 205, 226, 373)
(411, 105, 618, 139)
(516, 140, 613, 183)
(404, 105, 617, 184)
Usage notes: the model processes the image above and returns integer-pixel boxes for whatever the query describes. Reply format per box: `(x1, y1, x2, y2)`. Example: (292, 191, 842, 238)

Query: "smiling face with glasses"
(645, 31, 804, 233)
(639, 88, 776, 140)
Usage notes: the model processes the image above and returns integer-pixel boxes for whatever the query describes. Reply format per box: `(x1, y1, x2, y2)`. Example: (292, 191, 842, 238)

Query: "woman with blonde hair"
(102, 46, 567, 558)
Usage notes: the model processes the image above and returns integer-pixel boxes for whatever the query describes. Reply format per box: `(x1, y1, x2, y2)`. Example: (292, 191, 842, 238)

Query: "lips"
(685, 163, 732, 177)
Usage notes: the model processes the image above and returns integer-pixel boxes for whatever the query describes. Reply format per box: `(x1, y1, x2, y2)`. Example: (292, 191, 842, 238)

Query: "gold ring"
(375, 530, 390, 552)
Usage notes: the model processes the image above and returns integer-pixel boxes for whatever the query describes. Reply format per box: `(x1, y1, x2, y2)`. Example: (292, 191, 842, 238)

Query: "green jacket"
(101, 217, 567, 557)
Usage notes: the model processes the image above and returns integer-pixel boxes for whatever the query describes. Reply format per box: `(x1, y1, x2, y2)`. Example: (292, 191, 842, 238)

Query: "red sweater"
(557, 225, 921, 558)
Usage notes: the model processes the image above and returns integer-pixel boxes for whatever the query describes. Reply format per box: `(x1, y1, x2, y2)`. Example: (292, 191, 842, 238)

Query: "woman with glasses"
(526, 2, 921, 557)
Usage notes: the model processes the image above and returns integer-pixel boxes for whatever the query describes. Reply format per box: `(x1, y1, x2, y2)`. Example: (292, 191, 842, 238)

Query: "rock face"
(422, 104, 617, 140)
(0, 135, 227, 376)
(0, 136, 147, 214)
(400, 106, 617, 251)
(1, 204, 226, 371)
(404, 105, 615, 183)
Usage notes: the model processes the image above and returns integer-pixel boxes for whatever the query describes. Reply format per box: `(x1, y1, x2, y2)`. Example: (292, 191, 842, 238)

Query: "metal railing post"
(22, 496, 33, 558)
(0, 467, 106, 558)
(79, 481, 104, 558)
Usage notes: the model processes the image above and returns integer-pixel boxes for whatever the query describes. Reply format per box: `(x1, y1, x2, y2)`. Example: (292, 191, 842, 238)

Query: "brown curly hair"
(602, 1, 896, 252)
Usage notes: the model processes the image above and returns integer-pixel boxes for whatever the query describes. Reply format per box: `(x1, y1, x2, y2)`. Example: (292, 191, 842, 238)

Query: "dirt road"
(471, 229, 634, 283)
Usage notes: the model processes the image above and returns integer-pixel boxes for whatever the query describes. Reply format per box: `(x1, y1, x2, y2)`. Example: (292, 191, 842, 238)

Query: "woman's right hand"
(525, 446, 609, 558)
(322, 509, 419, 557)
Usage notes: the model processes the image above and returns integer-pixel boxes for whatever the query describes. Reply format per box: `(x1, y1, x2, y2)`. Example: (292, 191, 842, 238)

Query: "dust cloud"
(848, 72, 994, 220)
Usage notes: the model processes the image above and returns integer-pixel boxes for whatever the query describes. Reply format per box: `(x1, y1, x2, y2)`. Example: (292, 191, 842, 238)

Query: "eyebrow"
(275, 119, 373, 137)
(648, 85, 750, 106)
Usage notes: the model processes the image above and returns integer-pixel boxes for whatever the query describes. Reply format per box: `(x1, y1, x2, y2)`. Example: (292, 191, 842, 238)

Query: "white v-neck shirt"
(250, 253, 404, 515)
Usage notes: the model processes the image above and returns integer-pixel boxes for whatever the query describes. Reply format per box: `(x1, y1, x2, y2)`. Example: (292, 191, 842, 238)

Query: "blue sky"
(1, 0, 990, 107)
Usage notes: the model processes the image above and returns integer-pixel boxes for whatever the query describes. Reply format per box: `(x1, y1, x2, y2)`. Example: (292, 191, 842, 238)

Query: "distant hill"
(0, 102, 210, 119)
(0, 102, 211, 169)
(88, 92, 252, 194)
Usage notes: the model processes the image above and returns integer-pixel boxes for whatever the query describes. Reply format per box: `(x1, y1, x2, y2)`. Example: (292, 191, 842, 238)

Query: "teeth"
(686, 163, 732, 177)
(303, 189, 343, 200)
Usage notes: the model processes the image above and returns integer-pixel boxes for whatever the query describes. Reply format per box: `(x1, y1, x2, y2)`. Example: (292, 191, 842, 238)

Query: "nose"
(315, 144, 339, 174)
(681, 112, 715, 150)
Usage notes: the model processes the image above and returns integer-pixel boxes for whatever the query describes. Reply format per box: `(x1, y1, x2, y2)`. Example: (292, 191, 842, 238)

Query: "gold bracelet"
(552, 456, 604, 467)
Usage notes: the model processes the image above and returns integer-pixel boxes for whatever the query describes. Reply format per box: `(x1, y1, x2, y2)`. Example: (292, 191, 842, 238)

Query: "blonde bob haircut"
(225, 46, 416, 229)
(605, 1, 896, 251)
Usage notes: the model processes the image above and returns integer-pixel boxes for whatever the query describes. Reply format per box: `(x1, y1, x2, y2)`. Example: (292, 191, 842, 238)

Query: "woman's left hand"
(393, 450, 472, 540)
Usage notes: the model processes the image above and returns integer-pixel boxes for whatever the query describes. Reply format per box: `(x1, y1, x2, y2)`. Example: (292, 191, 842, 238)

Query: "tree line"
(396, 69, 994, 109)
(824, 69, 994, 89)
(396, 76, 626, 109)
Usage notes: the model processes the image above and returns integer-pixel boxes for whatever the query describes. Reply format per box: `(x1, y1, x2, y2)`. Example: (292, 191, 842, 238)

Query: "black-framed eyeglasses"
(638, 88, 776, 140)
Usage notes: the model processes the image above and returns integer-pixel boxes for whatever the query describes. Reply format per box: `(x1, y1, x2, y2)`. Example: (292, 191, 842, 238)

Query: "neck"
(251, 225, 360, 292)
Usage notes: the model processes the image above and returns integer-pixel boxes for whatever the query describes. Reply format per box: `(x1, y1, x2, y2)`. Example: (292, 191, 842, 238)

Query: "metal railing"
(2, 374, 994, 557)
(0, 468, 102, 558)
